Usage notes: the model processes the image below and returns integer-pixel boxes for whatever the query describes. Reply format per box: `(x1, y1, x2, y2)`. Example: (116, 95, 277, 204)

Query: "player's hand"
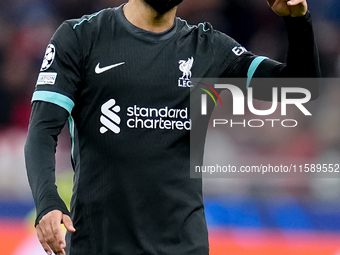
(36, 210, 76, 255)
(267, 0, 308, 17)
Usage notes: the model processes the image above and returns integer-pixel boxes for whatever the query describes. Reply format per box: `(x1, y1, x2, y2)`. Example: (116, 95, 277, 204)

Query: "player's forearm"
(247, 11, 320, 101)
(281, 11, 321, 77)
(24, 102, 70, 226)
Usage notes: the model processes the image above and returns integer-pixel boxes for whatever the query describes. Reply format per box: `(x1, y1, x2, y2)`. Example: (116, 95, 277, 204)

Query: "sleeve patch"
(36, 72, 57, 86)
(232, 46, 247, 56)
(40, 44, 56, 71)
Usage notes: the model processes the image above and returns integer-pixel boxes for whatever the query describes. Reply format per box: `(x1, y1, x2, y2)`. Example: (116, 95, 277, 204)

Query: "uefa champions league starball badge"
(40, 44, 56, 71)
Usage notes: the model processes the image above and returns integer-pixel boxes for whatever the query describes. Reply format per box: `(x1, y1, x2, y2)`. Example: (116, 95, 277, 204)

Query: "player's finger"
(62, 214, 76, 233)
(38, 221, 57, 251)
(38, 220, 61, 254)
(51, 217, 67, 254)
(36, 225, 53, 255)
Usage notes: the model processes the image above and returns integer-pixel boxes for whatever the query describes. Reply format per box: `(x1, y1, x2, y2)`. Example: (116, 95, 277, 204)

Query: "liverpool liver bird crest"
(179, 57, 194, 80)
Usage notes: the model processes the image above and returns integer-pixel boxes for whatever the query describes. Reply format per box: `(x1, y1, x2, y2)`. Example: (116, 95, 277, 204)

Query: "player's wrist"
(35, 204, 70, 227)
(289, 9, 308, 18)
(282, 10, 311, 23)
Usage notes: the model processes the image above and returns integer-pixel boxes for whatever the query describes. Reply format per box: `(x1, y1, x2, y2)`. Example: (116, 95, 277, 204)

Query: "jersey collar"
(115, 5, 178, 42)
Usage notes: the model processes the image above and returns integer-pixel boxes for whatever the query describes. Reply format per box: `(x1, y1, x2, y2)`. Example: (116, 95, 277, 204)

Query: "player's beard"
(142, 0, 183, 14)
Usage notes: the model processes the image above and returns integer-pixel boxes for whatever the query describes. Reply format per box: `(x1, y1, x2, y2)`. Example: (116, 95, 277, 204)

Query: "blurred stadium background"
(1, 0, 340, 254)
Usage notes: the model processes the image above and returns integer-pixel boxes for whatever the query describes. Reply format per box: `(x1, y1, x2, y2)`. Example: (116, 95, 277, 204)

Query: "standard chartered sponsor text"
(127, 105, 191, 130)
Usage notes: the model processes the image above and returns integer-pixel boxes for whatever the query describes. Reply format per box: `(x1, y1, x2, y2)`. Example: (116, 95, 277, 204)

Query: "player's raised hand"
(36, 210, 76, 255)
(267, 0, 308, 17)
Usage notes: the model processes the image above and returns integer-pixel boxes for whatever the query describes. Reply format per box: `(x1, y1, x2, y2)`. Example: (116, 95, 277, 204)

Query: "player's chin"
(143, 0, 184, 14)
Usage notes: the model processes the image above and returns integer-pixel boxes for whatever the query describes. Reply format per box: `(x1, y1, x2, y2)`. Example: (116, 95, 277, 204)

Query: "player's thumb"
(62, 214, 76, 232)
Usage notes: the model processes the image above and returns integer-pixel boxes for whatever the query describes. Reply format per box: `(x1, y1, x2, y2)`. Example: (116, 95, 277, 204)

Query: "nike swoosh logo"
(95, 62, 125, 74)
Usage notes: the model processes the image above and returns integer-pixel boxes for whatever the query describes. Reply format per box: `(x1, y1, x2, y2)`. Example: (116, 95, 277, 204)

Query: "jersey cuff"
(32, 91, 75, 114)
(246, 56, 268, 88)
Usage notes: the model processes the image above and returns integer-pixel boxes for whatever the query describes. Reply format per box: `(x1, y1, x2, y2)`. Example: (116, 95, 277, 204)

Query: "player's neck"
(123, 1, 177, 33)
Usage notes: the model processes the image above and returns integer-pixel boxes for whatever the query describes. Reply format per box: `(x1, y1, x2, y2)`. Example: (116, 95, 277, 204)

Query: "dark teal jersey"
(25, 5, 320, 255)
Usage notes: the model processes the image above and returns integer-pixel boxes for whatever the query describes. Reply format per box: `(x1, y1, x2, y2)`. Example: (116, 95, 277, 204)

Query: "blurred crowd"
(0, 0, 339, 201)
